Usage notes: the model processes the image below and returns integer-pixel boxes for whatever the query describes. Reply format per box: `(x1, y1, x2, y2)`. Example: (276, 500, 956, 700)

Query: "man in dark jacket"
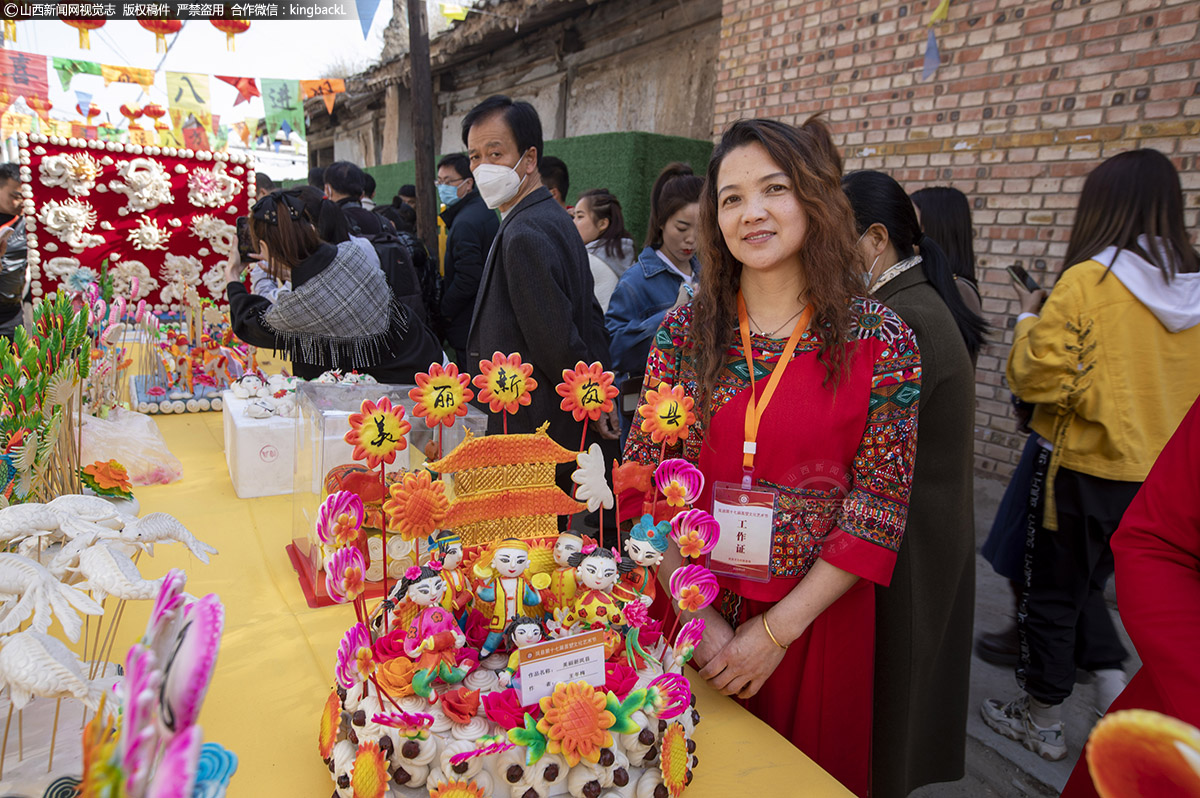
(437, 152, 497, 364)
(0, 164, 28, 341)
(464, 95, 618, 455)
(325, 161, 388, 235)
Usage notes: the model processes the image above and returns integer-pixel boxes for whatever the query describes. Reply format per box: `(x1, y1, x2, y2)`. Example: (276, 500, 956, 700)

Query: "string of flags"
(0, 48, 348, 149)
(923, 0, 951, 81)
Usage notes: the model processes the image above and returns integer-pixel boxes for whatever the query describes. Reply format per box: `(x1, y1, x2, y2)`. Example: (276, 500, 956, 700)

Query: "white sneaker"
(1091, 668, 1128, 717)
(981, 695, 1068, 761)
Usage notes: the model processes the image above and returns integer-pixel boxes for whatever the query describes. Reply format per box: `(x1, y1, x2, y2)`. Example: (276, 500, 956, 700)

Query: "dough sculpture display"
(316, 360, 707, 798)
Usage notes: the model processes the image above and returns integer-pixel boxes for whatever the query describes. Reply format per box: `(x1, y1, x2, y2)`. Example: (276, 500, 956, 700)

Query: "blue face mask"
(437, 183, 462, 208)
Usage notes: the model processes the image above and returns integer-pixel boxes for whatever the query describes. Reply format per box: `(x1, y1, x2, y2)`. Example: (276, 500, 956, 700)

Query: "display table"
(122, 412, 853, 798)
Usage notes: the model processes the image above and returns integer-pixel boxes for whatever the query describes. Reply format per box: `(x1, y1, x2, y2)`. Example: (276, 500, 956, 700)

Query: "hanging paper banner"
(216, 75, 260, 106)
(922, 27, 941, 80)
(355, 0, 382, 38)
(168, 107, 211, 150)
(128, 127, 156, 146)
(300, 78, 345, 115)
(52, 56, 102, 91)
(210, 113, 221, 137)
(260, 78, 305, 140)
(929, 0, 951, 24)
(0, 50, 51, 116)
(101, 64, 156, 89)
(232, 121, 249, 145)
(1, 111, 33, 137)
(70, 123, 99, 140)
(167, 70, 211, 116)
(75, 90, 93, 118)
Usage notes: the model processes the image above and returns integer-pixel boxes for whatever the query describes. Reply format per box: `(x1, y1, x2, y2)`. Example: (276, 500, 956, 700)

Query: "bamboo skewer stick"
(0, 703, 12, 779)
(46, 698, 61, 773)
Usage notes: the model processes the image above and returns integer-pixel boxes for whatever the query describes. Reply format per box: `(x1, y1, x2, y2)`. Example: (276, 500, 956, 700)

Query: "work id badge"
(709, 481, 776, 582)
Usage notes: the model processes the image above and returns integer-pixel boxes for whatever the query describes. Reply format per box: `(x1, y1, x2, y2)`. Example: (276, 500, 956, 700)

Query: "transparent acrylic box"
(286, 382, 488, 607)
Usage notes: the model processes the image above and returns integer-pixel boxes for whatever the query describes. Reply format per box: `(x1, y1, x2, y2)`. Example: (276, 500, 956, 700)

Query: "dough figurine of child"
(429, 529, 472, 624)
(561, 546, 624, 632)
(546, 530, 583, 615)
(497, 616, 545, 692)
(397, 564, 474, 698)
(615, 514, 670, 607)
(474, 538, 550, 657)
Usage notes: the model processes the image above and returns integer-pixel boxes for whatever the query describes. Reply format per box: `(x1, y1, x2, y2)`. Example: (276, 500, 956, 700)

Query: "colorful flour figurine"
(429, 529, 472, 624)
(496, 615, 545, 692)
(474, 538, 549, 657)
(561, 546, 625, 632)
(615, 514, 671, 607)
(546, 529, 584, 616)
(397, 564, 475, 698)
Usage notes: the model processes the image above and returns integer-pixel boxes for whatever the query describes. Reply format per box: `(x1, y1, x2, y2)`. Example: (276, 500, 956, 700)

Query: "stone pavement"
(910, 476, 1141, 798)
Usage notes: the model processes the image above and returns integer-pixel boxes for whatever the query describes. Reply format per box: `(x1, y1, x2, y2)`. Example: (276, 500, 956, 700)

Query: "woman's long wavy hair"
(693, 117, 862, 419)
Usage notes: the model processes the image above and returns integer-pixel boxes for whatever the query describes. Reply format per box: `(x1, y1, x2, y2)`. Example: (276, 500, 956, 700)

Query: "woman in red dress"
(624, 118, 921, 797)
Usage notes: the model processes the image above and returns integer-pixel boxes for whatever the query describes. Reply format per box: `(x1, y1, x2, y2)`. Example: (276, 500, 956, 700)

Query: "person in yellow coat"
(546, 530, 583, 615)
(474, 538, 548, 656)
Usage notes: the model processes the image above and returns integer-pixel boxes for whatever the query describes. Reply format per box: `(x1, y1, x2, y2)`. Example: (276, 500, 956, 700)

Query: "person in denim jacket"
(605, 163, 703, 439)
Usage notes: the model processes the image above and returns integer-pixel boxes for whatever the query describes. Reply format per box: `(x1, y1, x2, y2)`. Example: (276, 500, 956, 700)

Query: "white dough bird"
(118, 512, 218, 563)
(46, 493, 133, 530)
(71, 543, 165, 602)
(0, 629, 103, 710)
(0, 552, 105, 642)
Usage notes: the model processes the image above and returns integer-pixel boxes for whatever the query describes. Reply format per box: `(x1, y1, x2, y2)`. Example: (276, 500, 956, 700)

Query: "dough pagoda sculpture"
(316, 360, 709, 798)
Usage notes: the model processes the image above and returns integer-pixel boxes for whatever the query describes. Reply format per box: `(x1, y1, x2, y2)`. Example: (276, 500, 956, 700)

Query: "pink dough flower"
(673, 618, 706, 663)
(654, 459, 704, 508)
(670, 508, 720, 558)
(336, 623, 375, 688)
(669, 564, 719, 614)
(325, 546, 366, 603)
(317, 491, 365, 548)
(645, 673, 691, 720)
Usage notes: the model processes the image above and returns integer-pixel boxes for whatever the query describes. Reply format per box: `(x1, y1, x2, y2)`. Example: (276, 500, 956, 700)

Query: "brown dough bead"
(654, 786, 669, 798)
(598, 748, 615, 767)
(393, 767, 412, 785)
(544, 763, 560, 781)
(613, 767, 629, 787)
(379, 736, 393, 755)
(644, 745, 658, 762)
(347, 729, 358, 745)
(453, 761, 469, 774)
(506, 764, 525, 783)
(337, 775, 350, 789)
(522, 790, 539, 798)
(638, 728, 655, 745)
(658, 720, 667, 733)
(686, 769, 694, 785)
(401, 740, 420, 759)
(583, 781, 602, 798)
(691, 709, 701, 726)
(351, 710, 366, 727)
(686, 739, 696, 754)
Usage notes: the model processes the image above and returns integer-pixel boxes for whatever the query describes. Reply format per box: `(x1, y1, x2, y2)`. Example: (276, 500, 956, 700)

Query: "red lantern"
(120, 104, 144, 129)
(26, 96, 52, 121)
(139, 19, 183, 53)
(210, 20, 250, 51)
(63, 19, 105, 49)
(76, 103, 102, 122)
(142, 103, 167, 121)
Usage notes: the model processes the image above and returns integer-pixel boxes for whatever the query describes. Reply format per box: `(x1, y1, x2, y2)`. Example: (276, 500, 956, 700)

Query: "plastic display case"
(286, 382, 488, 607)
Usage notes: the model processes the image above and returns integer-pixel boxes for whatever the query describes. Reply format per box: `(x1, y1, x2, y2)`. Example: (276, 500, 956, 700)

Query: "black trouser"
(1017, 463, 1138, 705)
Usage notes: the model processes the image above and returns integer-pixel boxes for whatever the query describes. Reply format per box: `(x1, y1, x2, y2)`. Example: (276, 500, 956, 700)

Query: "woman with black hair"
(843, 169, 978, 798)
(224, 189, 442, 382)
(983, 148, 1200, 762)
(573, 188, 635, 312)
(911, 186, 984, 338)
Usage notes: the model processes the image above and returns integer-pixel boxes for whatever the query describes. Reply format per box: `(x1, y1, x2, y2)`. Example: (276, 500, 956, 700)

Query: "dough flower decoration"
(324, 546, 366, 603)
(555, 360, 618, 422)
(383, 470, 449, 542)
(507, 712, 548, 766)
(483, 688, 541, 731)
(1085, 709, 1200, 798)
(319, 689, 341, 760)
(670, 508, 720, 558)
(351, 741, 389, 798)
(612, 460, 654, 496)
(440, 687, 482, 724)
(604, 661, 640, 699)
(409, 363, 474, 428)
(637, 382, 696, 446)
(335, 623, 376, 688)
(344, 396, 410, 469)
(372, 710, 434, 731)
(660, 721, 690, 798)
(655, 459, 704, 508)
(669, 564, 719, 614)
(622, 597, 651, 629)
(316, 491, 364, 549)
(79, 459, 133, 498)
(673, 618, 706, 664)
(536, 681, 617, 767)
(644, 674, 691, 721)
(448, 736, 515, 767)
(374, 654, 418, 697)
(429, 780, 488, 798)
(473, 352, 537, 415)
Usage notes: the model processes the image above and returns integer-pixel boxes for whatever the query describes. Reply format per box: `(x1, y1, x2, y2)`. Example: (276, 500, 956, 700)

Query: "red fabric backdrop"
(19, 135, 255, 312)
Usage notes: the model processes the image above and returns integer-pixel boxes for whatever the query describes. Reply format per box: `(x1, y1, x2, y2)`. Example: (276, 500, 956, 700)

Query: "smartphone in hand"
(1006, 264, 1041, 293)
(235, 216, 255, 264)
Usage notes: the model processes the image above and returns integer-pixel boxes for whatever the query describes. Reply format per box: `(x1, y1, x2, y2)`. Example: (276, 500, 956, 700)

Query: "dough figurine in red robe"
(615, 513, 670, 607)
(397, 564, 474, 698)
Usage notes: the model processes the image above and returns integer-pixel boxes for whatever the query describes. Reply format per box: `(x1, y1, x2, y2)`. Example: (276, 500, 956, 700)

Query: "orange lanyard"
(736, 291, 812, 484)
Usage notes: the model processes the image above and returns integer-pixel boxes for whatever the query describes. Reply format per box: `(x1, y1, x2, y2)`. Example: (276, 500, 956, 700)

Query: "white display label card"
(709, 481, 776, 582)
(518, 629, 607, 706)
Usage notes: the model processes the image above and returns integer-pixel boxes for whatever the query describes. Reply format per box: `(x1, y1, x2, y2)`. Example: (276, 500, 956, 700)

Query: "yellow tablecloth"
(116, 412, 853, 797)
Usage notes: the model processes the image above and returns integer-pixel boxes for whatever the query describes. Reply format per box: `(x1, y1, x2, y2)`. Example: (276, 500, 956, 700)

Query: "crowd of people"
(4, 91, 1196, 798)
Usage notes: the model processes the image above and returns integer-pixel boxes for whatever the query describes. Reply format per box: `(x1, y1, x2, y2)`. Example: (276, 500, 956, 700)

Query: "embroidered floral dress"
(624, 299, 921, 798)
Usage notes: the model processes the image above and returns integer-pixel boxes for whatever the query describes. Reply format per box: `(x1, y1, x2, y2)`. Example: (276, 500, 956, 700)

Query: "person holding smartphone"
(982, 149, 1200, 761)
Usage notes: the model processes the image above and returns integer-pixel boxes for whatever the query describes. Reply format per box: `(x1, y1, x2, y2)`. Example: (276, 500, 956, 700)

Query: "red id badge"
(708, 481, 776, 583)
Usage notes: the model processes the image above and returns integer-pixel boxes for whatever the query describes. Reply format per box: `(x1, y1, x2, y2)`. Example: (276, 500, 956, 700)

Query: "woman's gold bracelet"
(762, 613, 787, 649)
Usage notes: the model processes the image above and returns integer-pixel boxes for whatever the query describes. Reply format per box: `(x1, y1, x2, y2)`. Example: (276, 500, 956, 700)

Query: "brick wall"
(713, 0, 1200, 478)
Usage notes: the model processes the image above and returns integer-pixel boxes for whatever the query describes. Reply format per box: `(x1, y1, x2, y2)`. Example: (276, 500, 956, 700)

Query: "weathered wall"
(714, 0, 1200, 477)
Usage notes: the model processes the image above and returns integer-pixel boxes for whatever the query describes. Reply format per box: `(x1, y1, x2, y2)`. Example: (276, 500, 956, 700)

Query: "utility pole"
(407, 0, 438, 247)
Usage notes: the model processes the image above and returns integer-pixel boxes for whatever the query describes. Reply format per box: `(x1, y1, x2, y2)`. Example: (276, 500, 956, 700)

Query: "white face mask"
(473, 152, 528, 209)
(855, 229, 881, 289)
